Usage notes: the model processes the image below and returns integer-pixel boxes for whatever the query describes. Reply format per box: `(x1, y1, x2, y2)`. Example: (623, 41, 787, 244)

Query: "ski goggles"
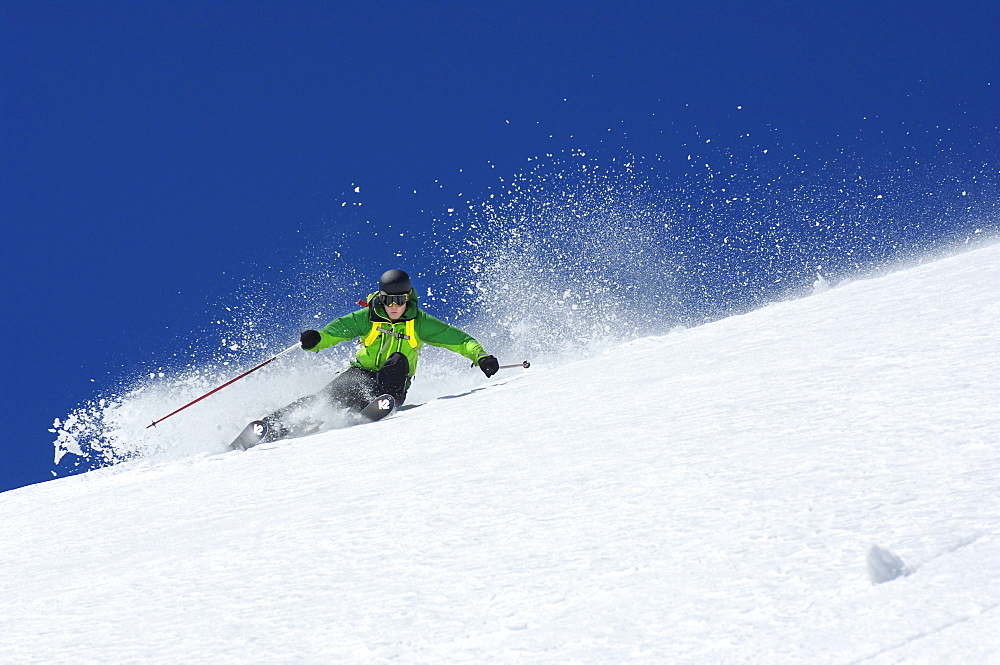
(379, 292, 410, 307)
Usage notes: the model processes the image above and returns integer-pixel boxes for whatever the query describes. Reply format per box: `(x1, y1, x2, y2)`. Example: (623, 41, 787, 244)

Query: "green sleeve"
(309, 309, 371, 352)
(415, 312, 488, 363)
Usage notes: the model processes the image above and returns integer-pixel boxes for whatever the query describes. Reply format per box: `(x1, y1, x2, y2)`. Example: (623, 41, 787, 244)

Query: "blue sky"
(3, 1, 998, 492)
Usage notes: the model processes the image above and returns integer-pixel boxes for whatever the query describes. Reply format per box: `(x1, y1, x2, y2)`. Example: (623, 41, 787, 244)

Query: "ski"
(229, 395, 394, 452)
(360, 394, 395, 422)
(229, 420, 269, 451)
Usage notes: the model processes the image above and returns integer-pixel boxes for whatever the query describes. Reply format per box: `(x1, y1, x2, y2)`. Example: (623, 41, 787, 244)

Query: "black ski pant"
(261, 352, 409, 441)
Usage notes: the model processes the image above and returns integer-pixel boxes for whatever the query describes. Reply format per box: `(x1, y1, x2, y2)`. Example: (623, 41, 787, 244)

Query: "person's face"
(384, 302, 407, 321)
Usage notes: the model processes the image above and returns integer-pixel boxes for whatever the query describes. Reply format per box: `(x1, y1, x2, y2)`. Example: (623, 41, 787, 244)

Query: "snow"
(3, 244, 1000, 663)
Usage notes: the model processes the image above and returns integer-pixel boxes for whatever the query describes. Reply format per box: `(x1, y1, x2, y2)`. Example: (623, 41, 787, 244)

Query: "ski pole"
(499, 360, 531, 370)
(146, 343, 300, 429)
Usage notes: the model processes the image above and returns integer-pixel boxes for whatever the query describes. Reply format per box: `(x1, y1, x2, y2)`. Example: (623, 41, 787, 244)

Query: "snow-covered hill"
(3, 244, 999, 663)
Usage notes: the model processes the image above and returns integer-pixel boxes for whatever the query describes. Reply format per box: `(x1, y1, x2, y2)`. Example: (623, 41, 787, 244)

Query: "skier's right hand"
(300, 330, 321, 350)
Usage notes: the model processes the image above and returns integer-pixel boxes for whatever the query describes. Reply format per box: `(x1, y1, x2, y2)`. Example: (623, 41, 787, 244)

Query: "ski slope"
(3, 244, 999, 663)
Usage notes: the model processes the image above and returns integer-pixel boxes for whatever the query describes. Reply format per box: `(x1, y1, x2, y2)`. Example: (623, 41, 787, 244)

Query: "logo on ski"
(360, 394, 395, 422)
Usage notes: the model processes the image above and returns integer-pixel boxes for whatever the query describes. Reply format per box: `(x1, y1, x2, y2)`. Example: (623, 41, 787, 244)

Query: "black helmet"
(379, 269, 412, 295)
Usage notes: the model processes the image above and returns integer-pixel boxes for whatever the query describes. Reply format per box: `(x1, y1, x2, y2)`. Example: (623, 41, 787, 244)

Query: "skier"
(231, 269, 499, 448)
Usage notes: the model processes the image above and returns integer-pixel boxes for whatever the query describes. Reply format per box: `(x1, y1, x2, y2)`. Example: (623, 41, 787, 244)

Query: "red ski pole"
(146, 343, 300, 429)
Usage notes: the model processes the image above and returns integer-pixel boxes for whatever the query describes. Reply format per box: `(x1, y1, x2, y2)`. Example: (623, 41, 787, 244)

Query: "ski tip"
(360, 394, 395, 422)
(230, 420, 269, 451)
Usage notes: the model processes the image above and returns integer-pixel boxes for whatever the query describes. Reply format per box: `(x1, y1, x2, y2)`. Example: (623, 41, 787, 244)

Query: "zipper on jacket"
(376, 322, 403, 368)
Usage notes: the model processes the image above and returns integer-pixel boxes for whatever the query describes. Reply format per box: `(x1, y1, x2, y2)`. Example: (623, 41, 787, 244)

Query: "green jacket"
(308, 291, 488, 377)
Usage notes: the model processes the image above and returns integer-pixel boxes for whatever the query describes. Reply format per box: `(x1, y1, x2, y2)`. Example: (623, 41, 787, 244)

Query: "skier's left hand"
(478, 355, 499, 377)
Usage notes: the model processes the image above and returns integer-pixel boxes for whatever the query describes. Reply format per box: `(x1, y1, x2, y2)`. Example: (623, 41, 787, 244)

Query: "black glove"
(300, 329, 321, 350)
(478, 355, 499, 378)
